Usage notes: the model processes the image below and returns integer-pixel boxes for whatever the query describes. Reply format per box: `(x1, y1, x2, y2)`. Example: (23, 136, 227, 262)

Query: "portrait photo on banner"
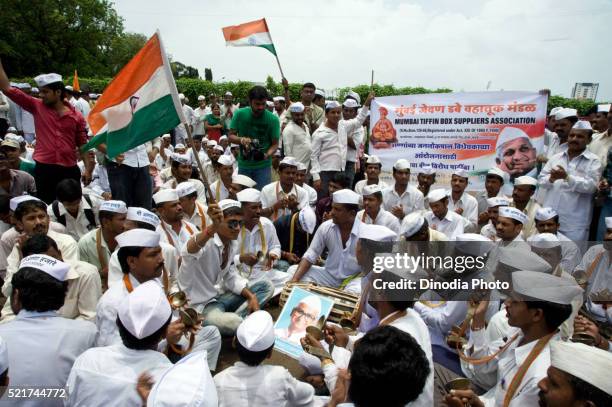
(274, 287, 334, 359)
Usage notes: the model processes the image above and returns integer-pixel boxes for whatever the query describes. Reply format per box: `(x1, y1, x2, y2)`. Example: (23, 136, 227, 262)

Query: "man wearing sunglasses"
(178, 199, 274, 336)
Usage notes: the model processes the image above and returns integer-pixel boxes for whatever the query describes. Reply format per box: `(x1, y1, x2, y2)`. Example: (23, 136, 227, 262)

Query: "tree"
(106, 32, 147, 75)
(204, 68, 213, 81)
(171, 61, 199, 79)
(0, 0, 124, 77)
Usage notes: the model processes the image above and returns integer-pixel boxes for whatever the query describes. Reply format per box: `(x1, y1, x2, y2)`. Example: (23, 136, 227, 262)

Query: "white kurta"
(299, 182, 318, 207)
(538, 149, 601, 241)
(382, 185, 425, 219)
(261, 181, 310, 220)
(66, 343, 172, 407)
(356, 208, 400, 234)
(282, 121, 311, 169)
(184, 200, 211, 231)
(424, 210, 466, 239)
(156, 219, 198, 254)
(47, 195, 101, 241)
(448, 192, 479, 231)
(214, 362, 315, 407)
(0, 310, 96, 407)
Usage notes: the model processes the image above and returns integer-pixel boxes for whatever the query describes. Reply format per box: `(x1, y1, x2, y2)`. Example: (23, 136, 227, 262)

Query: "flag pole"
(371, 70, 374, 89)
(184, 124, 216, 204)
(263, 18, 285, 79)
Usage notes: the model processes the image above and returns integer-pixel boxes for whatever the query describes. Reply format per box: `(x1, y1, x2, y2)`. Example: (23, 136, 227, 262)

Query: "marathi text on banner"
(369, 91, 548, 191)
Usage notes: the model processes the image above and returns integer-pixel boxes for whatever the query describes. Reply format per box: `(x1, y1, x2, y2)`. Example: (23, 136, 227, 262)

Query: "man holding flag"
(0, 61, 91, 204)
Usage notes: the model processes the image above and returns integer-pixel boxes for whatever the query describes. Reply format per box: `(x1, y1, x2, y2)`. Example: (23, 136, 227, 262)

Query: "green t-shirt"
(230, 107, 280, 170)
(19, 159, 36, 175)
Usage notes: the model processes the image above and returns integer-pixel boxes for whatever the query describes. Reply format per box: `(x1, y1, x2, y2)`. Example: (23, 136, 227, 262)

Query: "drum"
(279, 282, 359, 323)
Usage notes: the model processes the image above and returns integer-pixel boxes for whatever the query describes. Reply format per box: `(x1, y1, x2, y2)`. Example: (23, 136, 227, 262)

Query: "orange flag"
(73, 70, 80, 92)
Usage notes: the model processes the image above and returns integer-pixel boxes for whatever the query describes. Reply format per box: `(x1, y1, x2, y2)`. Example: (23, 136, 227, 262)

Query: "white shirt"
(47, 195, 101, 241)
(282, 121, 311, 169)
(193, 106, 208, 135)
(354, 179, 389, 196)
(233, 217, 281, 282)
(76, 97, 91, 119)
(261, 181, 310, 220)
(303, 219, 362, 280)
(299, 182, 318, 207)
(189, 146, 209, 167)
(113, 144, 150, 168)
(469, 328, 556, 407)
(424, 209, 465, 239)
(310, 106, 369, 181)
(480, 222, 499, 241)
(184, 200, 211, 231)
(448, 192, 479, 230)
(214, 362, 314, 407)
(156, 219, 198, 255)
(356, 208, 400, 234)
(588, 130, 612, 169)
(0, 91, 9, 120)
(382, 185, 425, 218)
(0, 310, 96, 406)
(178, 234, 247, 308)
(210, 179, 232, 202)
(538, 149, 601, 230)
(346, 125, 365, 163)
(66, 343, 172, 407)
(414, 300, 469, 350)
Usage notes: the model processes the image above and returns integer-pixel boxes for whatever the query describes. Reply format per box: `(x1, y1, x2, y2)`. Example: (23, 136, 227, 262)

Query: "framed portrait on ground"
(274, 286, 334, 359)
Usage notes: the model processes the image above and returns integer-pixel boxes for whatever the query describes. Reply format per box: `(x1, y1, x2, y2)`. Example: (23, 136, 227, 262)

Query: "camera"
(241, 138, 265, 161)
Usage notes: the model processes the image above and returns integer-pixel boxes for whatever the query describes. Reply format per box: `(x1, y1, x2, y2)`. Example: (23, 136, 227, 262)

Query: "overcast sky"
(113, 0, 612, 101)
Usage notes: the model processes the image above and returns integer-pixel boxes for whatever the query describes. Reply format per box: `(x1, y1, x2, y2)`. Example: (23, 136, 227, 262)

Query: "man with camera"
(228, 86, 280, 191)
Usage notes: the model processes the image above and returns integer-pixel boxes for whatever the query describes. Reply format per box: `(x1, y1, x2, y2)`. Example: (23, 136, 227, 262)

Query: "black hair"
(302, 82, 316, 90)
(278, 163, 297, 172)
(563, 116, 579, 125)
(179, 191, 198, 201)
(331, 172, 349, 189)
(56, 179, 82, 202)
(192, 134, 203, 141)
(340, 203, 360, 215)
(348, 326, 430, 407)
(11, 267, 67, 312)
(365, 192, 383, 201)
(536, 215, 560, 225)
(223, 206, 243, 217)
(569, 372, 612, 406)
(0, 193, 9, 215)
(586, 105, 599, 116)
(117, 315, 171, 350)
(14, 200, 47, 220)
(247, 86, 269, 101)
(132, 220, 156, 232)
(117, 246, 146, 274)
(313, 94, 325, 102)
(486, 173, 504, 184)
(21, 234, 59, 257)
(525, 301, 572, 331)
(45, 82, 65, 97)
(98, 210, 119, 224)
(392, 167, 410, 175)
(0, 151, 6, 160)
(235, 339, 273, 366)
(325, 105, 341, 114)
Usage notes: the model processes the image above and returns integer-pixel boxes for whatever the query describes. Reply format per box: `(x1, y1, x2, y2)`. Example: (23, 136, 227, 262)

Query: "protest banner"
(369, 91, 547, 190)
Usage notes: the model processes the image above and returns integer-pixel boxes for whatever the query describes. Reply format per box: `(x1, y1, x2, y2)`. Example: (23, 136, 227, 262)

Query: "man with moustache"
(153, 189, 198, 254)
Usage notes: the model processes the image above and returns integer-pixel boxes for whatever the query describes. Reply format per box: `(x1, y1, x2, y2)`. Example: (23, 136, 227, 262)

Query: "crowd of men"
(0, 54, 611, 407)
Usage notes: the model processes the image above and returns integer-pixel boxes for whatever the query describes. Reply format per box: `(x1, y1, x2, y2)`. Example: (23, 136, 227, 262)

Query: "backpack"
(52, 194, 97, 230)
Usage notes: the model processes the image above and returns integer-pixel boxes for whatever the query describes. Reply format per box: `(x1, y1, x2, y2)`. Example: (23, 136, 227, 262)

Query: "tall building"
(571, 83, 599, 100)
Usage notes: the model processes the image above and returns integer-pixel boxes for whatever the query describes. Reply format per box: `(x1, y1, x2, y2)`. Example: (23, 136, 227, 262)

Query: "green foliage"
(0, 0, 124, 77)
(171, 61, 199, 79)
(107, 32, 147, 76)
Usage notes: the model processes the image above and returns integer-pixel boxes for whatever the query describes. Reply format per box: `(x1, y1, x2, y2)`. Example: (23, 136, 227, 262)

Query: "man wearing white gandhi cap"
(106, 207, 179, 294)
(401, 211, 448, 241)
(424, 188, 466, 239)
(176, 181, 211, 231)
(354, 155, 389, 196)
(533, 207, 581, 273)
(0, 254, 96, 398)
(537, 341, 612, 407)
(161, 153, 208, 202)
(451, 271, 583, 407)
(261, 156, 310, 220)
(282, 102, 311, 170)
(178, 199, 274, 336)
(539, 118, 600, 243)
(382, 158, 425, 221)
(214, 311, 315, 406)
(153, 189, 199, 254)
(209, 154, 236, 202)
(290, 189, 364, 293)
(66, 280, 174, 406)
(77, 199, 127, 288)
(95, 228, 222, 370)
(357, 183, 400, 234)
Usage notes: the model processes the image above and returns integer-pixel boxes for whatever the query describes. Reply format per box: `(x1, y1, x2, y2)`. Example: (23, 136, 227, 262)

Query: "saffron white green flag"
(222, 18, 277, 56)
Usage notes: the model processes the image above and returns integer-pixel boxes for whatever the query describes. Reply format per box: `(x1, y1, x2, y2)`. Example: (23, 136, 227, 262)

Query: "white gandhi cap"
(147, 350, 218, 406)
(153, 189, 179, 205)
(237, 310, 275, 352)
(400, 212, 425, 237)
(127, 207, 160, 228)
(498, 206, 528, 224)
(99, 200, 127, 214)
(333, 189, 360, 205)
(236, 188, 260, 203)
(358, 223, 397, 242)
(550, 341, 612, 396)
(511, 270, 582, 304)
(116, 229, 161, 248)
(19, 254, 71, 281)
(118, 280, 172, 339)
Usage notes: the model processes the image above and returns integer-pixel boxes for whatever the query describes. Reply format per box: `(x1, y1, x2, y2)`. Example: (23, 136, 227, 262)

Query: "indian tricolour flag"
(82, 31, 182, 158)
(222, 18, 277, 56)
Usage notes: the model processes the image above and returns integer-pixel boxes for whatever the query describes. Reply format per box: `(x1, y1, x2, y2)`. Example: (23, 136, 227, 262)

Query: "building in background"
(571, 83, 599, 100)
